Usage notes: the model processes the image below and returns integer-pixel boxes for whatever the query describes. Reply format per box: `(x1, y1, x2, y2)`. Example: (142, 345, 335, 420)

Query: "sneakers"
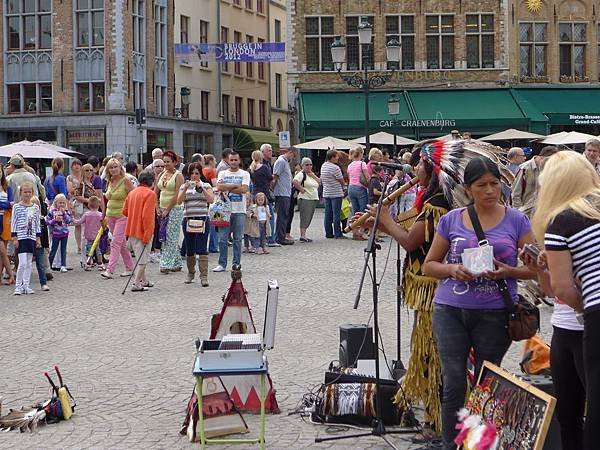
(267, 242, 281, 247)
(120, 271, 133, 277)
(23, 287, 35, 294)
(100, 271, 114, 279)
(278, 239, 294, 245)
(60, 266, 68, 273)
(13, 288, 22, 295)
(41, 285, 50, 291)
(212, 265, 226, 272)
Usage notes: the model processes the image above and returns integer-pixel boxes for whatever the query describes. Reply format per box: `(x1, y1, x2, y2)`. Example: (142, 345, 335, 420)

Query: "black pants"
(285, 194, 296, 235)
(551, 326, 585, 450)
(584, 309, 600, 449)
(274, 195, 290, 243)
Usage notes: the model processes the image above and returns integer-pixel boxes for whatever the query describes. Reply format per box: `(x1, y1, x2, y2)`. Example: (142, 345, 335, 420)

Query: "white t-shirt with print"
(217, 168, 250, 214)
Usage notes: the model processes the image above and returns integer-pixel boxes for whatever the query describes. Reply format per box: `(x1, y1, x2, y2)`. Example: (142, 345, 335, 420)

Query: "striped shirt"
(545, 207, 600, 311)
(180, 182, 211, 218)
(11, 202, 41, 241)
(320, 161, 344, 198)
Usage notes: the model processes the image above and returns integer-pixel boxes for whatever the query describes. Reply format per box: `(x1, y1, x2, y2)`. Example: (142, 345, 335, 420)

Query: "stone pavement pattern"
(0, 210, 553, 449)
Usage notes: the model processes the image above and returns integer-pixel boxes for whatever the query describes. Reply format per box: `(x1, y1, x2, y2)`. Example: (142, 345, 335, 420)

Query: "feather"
(420, 139, 515, 208)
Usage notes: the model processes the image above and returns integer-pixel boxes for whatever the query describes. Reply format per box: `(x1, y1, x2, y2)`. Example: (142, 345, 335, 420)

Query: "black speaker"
(339, 324, 375, 368)
(518, 374, 562, 450)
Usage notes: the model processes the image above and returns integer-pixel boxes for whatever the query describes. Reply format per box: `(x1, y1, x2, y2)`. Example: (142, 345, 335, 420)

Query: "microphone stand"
(393, 189, 406, 380)
(315, 168, 415, 449)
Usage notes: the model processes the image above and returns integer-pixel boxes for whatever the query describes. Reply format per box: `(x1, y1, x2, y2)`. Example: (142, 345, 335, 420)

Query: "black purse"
(467, 205, 540, 341)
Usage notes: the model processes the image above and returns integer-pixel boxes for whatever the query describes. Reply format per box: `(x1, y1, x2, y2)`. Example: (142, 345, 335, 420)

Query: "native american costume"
(394, 139, 514, 432)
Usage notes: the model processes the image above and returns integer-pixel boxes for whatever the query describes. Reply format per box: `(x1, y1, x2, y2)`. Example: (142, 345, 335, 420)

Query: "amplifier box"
(339, 324, 375, 368)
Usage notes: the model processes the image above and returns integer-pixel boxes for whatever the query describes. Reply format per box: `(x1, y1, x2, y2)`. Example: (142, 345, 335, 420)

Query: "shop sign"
(568, 114, 600, 125)
(379, 119, 456, 128)
(393, 70, 450, 82)
(67, 129, 104, 145)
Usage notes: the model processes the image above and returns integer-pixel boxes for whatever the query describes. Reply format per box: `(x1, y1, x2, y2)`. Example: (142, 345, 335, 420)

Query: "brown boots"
(198, 255, 209, 287)
(185, 256, 196, 283)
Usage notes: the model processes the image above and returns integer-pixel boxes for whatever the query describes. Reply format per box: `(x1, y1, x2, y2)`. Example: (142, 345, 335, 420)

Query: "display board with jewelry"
(455, 361, 556, 450)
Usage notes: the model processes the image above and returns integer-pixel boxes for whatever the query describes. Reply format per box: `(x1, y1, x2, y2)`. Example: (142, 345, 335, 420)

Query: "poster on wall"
(175, 42, 285, 64)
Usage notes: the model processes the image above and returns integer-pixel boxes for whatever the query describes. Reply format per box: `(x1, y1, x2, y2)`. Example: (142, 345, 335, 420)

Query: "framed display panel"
(468, 361, 556, 450)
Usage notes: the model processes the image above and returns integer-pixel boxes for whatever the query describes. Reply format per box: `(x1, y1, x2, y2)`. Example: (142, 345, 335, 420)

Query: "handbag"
(209, 192, 232, 228)
(359, 163, 369, 187)
(467, 205, 540, 341)
(187, 218, 205, 234)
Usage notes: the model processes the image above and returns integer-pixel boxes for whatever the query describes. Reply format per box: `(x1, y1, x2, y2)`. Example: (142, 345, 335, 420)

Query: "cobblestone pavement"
(0, 209, 553, 449)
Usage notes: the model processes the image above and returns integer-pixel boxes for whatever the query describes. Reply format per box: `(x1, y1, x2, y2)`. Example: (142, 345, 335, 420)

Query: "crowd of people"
(358, 136, 600, 450)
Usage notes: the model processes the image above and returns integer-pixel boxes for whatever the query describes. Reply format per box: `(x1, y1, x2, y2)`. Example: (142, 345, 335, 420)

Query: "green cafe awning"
(511, 87, 600, 128)
(407, 89, 530, 138)
(299, 91, 414, 140)
(233, 127, 279, 152)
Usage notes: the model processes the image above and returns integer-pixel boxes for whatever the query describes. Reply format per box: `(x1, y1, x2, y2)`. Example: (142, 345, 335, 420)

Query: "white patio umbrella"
(0, 140, 73, 159)
(480, 128, 545, 142)
(31, 140, 83, 155)
(295, 136, 360, 151)
(350, 131, 417, 146)
(541, 131, 597, 145)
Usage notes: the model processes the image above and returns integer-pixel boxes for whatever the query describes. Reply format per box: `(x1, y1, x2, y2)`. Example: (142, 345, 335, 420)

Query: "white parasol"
(350, 131, 417, 146)
(294, 136, 361, 150)
(0, 140, 73, 159)
(480, 128, 545, 142)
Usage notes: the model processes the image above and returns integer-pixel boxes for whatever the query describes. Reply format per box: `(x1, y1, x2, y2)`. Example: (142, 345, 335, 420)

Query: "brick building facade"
(0, 0, 176, 162)
(289, 0, 600, 142)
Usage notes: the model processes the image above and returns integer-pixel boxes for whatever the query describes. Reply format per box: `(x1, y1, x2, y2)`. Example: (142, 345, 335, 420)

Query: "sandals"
(131, 285, 149, 292)
(142, 281, 154, 288)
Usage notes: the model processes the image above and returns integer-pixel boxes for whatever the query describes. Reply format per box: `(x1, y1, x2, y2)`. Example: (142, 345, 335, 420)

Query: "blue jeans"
(324, 196, 343, 238)
(252, 222, 268, 248)
(432, 304, 511, 449)
(34, 247, 47, 287)
(208, 222, 219, 252)
(267, 201, 276, 244)
(348, 185, 368, 215)
(218, 212, 245, 268)
(275, 195, 290, 243)
(49, 235, 68, 268)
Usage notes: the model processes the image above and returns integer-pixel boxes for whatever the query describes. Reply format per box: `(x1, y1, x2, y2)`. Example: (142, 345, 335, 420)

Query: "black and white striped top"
(180, 182, 211, 218)
(545, 207, 600, 311)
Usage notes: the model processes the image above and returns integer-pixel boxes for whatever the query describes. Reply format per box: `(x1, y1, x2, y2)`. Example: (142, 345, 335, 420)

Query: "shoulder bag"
(359, 162, 369, 187)
(466, 205, 539, 341)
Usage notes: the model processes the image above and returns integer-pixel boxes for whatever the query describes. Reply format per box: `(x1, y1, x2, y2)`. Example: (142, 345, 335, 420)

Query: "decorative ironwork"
(337, 71, 393, 89)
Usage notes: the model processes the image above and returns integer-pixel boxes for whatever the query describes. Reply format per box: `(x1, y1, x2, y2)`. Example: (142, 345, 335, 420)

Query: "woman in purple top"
(423, 157, 536, 449)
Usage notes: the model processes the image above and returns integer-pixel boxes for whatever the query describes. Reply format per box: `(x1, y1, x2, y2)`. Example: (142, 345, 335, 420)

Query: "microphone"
(371, 161, 412, 172)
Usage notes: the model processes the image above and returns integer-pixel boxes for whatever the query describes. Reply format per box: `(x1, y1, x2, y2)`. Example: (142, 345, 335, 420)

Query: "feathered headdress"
(420, 139, 514, 208)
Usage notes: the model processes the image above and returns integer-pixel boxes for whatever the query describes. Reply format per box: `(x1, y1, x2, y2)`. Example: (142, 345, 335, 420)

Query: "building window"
(559, 22, 587, 80)
(275, 19, 281, 42)
(257, 0, 264, 14)
(76, 0, 104, 47)
(133, 0, 145, 110)
(257, 37, 265, 80)
(201, 91, 209, 121)
(385, 15, 415, 70)
(183, 133, 213, 162)
(5, 0, 52, 50)
(234, 31, 242, 75)
(6, 83, 52, 114)
(598, 24, 600, 81)
(233, 0, 240, 6)
(345, 16, 374, 71)
(275, 73, 282, 108)
(246, 35, 254, 78)
(466, 14, 494, 68)
(76, 82, 104, 112)
(154, 2, 168, 115)
(426, 15, 454, 69)
(247, 98, 255, 126)
(234, 96, 243, 124)
(222, 94, 230, 122)
(180, 15, 189, 44)
(180, 102, 189, 118)
(259, 100, 266, 128)
(245, 0, 252, 10)
(200, 20, 209, 68)
(519, 22, 547, 78)
(221, 26, 229, 72)
(305, 16, 334, 71)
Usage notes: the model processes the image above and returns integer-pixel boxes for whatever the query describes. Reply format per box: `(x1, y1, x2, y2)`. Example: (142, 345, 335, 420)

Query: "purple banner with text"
(175, 42, 285, 63)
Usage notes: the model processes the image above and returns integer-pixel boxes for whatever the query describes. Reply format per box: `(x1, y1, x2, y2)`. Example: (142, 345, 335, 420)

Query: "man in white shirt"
(144, 148, 163, 170)
(213, 151, 250, 272)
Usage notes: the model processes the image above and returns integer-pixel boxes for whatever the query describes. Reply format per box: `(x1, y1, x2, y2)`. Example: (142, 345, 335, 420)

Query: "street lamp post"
(387, 93, 400, 157)
(330, 17, 400, 152)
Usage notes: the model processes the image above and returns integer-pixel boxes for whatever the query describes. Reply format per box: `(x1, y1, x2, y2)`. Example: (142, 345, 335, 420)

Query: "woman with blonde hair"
(346, 146, 369, 240)
(101, 158, 135, 279)
(67, 158, 84, 253)
(532, 150, 600, 450)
